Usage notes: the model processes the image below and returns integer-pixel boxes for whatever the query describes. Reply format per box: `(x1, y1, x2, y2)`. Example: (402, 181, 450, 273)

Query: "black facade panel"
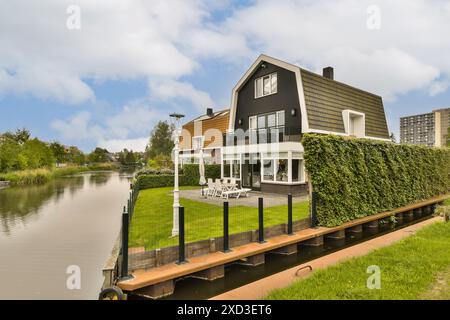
(234, 62, 302, 132)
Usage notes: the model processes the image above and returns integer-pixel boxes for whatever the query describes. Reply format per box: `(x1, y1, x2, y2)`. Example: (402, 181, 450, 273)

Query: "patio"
(180, 188, 309, 207)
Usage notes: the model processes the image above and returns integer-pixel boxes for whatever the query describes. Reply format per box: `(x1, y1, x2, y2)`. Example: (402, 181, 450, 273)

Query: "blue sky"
(1, 0, 449, 152)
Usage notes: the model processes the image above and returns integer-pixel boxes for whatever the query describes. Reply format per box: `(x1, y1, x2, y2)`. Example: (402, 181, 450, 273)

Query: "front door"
(242, 157, 261, 191)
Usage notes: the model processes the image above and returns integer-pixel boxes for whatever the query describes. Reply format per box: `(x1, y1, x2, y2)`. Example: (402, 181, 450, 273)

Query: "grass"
(266, 221, 450, 300)
(0, 163, 117, 186)
(129, 187, 310, 250)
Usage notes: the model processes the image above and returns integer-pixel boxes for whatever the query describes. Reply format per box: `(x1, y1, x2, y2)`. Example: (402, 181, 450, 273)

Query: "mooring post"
(258, 197, 265, 243)
(120, 206, 130, 279)
(287, 193, 293, 235)
(311, 191, 318, 228)
(177, 206, 187, 264)
(223, 201, 230, 252)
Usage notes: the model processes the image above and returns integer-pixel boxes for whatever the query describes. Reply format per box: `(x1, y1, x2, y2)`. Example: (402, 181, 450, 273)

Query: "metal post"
(120, 206, 130, 279)
(258, 197, 265, 243)
(311, 191, 318, 228)
(223, 202, 230, 252)
(177, 206, 187, 264)
(288, 193, 293, 235)
(172, 130, 180, 236)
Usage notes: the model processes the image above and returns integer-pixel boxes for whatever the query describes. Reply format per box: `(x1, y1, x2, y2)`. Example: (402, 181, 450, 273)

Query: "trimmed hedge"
(136, 164, 221, 190)
(303, 134, 450, 227)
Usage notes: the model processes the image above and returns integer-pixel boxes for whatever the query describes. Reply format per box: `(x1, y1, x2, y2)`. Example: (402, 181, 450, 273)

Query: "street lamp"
(170, 113, 185, 236)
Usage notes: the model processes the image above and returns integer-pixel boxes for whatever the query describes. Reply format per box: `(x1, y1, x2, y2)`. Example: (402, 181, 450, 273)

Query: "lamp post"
(170, 113, 185, 236)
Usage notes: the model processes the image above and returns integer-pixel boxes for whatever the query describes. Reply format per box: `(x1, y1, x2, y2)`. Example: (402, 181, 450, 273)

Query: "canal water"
(0, 171, 133, 299)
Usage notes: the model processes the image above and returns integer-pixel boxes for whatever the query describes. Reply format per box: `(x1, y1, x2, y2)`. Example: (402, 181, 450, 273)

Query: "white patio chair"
(214, 181, 223, 197)
(207, 180, 215, 197)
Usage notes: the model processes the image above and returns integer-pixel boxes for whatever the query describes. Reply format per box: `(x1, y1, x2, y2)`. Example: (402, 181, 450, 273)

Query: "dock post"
(223, 202, 230, 252)
(311, 191, 319, 228)
(177, 206, 187, 264)
(120, 206, 130, 279)
(287, 193, 293, 235)
(258, 197, 265, 243)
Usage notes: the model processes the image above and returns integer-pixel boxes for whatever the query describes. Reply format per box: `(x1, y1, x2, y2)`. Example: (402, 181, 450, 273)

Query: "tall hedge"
(136, 164, 221, 190)
(303, 134, 450, 227)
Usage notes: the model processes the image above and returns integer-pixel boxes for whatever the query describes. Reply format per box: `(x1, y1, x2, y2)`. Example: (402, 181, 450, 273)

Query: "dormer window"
(255, 72, 277, 98)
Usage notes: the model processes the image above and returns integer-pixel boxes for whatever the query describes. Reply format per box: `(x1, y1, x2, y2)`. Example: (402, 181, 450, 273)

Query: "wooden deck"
(117, 195, 449, 292)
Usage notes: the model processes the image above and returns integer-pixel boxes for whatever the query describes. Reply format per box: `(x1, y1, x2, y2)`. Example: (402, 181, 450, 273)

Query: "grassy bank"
(266, 221, 450, 300)
(129, 187, 310, 250)
(0, 163, 117, 186)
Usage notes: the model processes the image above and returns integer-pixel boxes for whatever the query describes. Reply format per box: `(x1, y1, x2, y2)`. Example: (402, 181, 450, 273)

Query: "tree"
(2, 128, 31, 144)
(88, 147, 110, 163)
(146, 121, 174, 159)
(20, 138, 55, 169)
(67, 146, 85, 165)
(50, 142, 67, 163)
(446, 127, 450, 147)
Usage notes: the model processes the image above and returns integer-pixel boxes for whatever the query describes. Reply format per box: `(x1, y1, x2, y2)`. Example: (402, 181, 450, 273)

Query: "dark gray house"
(221, 54, 390, 194)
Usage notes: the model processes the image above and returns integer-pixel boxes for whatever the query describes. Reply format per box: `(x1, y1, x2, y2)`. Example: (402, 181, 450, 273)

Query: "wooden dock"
(117, 195, 449, 298)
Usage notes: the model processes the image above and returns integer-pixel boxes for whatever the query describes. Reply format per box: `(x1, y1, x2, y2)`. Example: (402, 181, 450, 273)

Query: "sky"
(0, 0, 449, 152)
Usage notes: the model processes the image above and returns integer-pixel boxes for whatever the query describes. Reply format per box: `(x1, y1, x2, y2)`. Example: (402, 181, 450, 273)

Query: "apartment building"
(400, 108, 450, 147)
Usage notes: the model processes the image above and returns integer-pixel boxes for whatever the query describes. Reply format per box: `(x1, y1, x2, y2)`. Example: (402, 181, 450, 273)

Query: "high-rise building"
(400, 108, 450, 147)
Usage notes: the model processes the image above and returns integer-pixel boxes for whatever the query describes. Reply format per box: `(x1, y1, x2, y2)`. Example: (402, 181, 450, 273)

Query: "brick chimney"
(206, 108, 213, 116)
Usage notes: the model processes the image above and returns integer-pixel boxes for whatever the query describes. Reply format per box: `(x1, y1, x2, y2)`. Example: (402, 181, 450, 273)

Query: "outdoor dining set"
(205, 178, 252, 199)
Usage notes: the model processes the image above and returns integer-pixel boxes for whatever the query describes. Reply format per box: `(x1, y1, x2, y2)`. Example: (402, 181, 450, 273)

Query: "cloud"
(221, 0, 450, 99)
(148, 79, 214, 111)
(98, 137, 149, 153)
(51, 101, 165, 151)
(0, 0, 227, 103)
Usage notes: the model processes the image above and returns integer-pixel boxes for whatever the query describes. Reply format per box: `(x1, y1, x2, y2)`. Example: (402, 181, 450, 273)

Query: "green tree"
(50, 142, 67, 163)
(20, 138, 55, 169)
(446, 127, 450, 147)
(146, 121, 174, 159)
(67, 146, 85, 165)
(88, 147, 110, 163)
(2, 128, 31, 144)
(0, 137, 22, 172)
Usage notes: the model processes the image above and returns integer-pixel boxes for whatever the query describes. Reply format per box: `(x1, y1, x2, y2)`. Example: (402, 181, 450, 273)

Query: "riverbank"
(263, 218, 450, 300)
(0, 163, 118, 186)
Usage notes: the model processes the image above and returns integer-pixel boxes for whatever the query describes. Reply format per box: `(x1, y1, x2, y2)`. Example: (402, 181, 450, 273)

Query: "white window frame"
(254, 72, 277, 98)
(192, 136, 204, 150)
(260, 151, 305, 185)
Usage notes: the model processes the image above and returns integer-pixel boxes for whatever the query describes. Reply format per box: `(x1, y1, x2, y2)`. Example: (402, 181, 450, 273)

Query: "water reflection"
(0, 171, 132, 299)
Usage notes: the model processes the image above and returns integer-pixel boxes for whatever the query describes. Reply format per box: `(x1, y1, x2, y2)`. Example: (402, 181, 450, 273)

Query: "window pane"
(267, 113, 276, 127)
(249, 116, 256, 129)
(276, 159, 288, 182)
(258, 115, 266, 128)
(271, 73, 277, 93)
(232, 160, 240, 179)
(277, 111, 285, 127)
(263, 76, 271, 95)
(224, 160, 231, 177)
(292, 159, 303, 182)
(255, 78, 262, 98)
(263, 160, 274, 181)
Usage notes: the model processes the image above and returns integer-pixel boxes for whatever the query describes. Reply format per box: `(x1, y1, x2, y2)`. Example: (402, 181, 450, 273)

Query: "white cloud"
(51, 101, 165, 151)
(98, 137, 149, 153)
(0, 0, 228, 103)
(221, 0, 450, 99)
(149, 79, 214, 111)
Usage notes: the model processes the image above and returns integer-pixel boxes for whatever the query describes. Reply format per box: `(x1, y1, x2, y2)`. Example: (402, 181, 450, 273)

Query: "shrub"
(303, 134, 450, 227)
(135, 164, 221, 190)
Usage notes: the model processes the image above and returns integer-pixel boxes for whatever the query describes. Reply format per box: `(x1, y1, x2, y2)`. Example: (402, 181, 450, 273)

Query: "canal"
(0, 171, 133, 299)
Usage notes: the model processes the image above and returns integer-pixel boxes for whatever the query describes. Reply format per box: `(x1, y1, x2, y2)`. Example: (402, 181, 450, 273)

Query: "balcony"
(223, 127, 302, 147)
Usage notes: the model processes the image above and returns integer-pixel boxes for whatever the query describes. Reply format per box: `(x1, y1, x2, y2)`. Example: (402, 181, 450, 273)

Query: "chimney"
(323, 67, 334, 80)
(206, 108, 213, 116)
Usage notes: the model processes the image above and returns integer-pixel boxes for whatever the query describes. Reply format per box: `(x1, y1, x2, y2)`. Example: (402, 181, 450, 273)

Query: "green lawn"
(129, 186, 309, 250)
(266, 221, 450, 300)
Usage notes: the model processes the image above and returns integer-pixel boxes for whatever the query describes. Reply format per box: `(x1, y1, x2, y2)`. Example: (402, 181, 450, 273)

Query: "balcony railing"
(223, 127, 301, 147)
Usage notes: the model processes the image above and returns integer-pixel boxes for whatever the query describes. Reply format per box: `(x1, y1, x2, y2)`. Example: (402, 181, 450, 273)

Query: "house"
(221, 54, 390, 195)
(179, 108, 229, 165)
(400, 108, 450, 147)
